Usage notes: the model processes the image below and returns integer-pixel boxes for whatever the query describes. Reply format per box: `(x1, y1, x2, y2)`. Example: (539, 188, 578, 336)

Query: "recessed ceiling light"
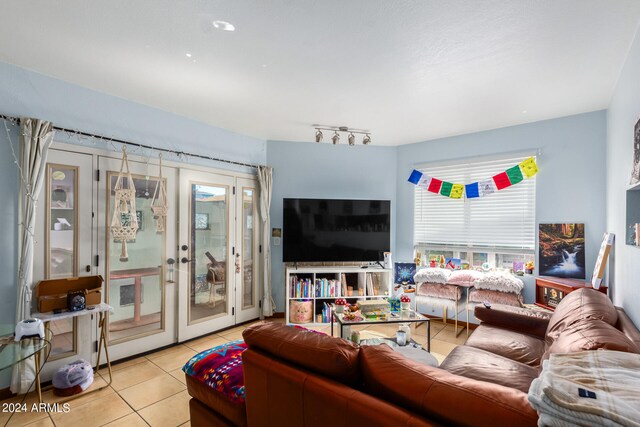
(212, 20, 235, 31)
(185, 53, 192, 58)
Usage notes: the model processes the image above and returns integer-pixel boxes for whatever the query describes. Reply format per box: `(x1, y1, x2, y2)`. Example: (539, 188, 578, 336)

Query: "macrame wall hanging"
(110, 147, 139, 261)
(151, 153, 168, 233)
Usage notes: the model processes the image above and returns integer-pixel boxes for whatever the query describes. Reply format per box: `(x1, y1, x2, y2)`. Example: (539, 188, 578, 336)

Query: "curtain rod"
(0, 114, 263, 169)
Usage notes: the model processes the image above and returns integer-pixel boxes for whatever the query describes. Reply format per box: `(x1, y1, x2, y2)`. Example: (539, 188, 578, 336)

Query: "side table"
(32, 302, 113, 402)
(0, 325, 51, 402)
(535, 276, 608, 310)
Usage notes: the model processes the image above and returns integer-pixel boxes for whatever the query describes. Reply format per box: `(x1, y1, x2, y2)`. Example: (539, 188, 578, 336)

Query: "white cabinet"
(285, 267, 392, 325)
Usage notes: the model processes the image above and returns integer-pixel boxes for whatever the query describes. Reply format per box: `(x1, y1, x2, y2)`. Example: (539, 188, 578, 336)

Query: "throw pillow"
(183, 340, 247, 403)
(446, 270, 484, 286)
(474, 271, 524, 294)
(414, 268, 451, 285)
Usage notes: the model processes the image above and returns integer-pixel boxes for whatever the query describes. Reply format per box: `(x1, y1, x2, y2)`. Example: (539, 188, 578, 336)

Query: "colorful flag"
(520, 157, 538, 178)
(440, 181, 453, 197)
(465, 182, 480, 198)
(428, 178, 443, 193)
(506, 165, 523, 185)
(493, 171, 511, 190)
(407, 169, 423, 184)
(450, 184, 464, 199)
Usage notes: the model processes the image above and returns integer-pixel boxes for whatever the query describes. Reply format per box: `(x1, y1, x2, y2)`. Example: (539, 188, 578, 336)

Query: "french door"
(97, 155, 178, 360)
(35, 144, 261, 364)
(177, 170, 260, 340)
(33, 149, 95, 377)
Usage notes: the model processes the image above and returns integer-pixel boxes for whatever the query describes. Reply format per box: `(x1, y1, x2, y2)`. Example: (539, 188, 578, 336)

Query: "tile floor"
(0, 318, 471, 427)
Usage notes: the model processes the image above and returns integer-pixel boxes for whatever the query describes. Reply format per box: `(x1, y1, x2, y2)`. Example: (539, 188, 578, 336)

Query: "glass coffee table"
(331, 309, 432, 352)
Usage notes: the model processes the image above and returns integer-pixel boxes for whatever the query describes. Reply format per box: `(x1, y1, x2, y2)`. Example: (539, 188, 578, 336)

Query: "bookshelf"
(285, 266, 393, 325)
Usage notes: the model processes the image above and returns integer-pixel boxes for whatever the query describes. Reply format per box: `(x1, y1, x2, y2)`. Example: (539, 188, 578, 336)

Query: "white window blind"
(414, 154, 536, 252)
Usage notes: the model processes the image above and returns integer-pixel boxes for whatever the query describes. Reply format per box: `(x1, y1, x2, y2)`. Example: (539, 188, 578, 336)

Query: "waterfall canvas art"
(539, 223, 586, 279)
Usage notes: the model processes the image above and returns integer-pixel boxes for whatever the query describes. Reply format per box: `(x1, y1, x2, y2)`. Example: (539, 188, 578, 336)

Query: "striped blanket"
(528, 350, 640, 427)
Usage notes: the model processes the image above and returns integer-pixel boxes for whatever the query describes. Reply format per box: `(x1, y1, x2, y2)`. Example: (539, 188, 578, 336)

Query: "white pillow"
(413, 268, 451, 285)
(474, 271, 524, 294)
(446, 269, 484, 286)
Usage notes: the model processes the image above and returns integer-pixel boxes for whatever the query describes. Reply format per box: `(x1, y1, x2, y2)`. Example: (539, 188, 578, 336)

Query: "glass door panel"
(46, 164, 78, 358)
(34, 149, 94, 375)
(190, 183, 228, 323)
(242, 189, 254, 308)
(236, 178, 260, 322)
(107, 173, 165, 343)
(98, 154, 177, 361)
(178, 170, 235, 340)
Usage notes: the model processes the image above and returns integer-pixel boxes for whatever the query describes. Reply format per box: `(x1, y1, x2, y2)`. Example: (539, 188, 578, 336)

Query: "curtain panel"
(257, 166, 275, 317)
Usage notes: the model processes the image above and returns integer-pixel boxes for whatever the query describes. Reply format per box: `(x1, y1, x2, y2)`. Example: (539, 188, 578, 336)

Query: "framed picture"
(630, 117, 640, 185)
(195, 213, 210, 230)
(444, 258, 461, 270)
(394, 262, 416, 284)
(538, 223, 586, 279)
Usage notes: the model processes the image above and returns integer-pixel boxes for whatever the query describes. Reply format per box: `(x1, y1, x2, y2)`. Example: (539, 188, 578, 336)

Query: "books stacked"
(321, 302, 332, 323)
(290, 277, 313, 298)
(315, 279, 342, 297)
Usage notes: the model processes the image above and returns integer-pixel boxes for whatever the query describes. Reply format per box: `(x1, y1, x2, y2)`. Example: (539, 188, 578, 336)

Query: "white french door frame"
(32, 142, 263, 364)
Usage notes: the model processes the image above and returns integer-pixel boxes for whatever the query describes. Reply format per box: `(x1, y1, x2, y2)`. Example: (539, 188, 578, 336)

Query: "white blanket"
(528, 351, 640, 427)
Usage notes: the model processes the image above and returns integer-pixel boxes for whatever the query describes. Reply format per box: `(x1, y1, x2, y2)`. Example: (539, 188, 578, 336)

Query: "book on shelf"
(314, 278, 342, 298)
(290, 276, 314, 298)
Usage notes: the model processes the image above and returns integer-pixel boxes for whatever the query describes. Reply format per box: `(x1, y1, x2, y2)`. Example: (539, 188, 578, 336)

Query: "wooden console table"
(535, 276, 608, 311)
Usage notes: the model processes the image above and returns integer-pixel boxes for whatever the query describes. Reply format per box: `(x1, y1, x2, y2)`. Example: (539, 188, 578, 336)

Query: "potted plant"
(525, 261, 535, 274)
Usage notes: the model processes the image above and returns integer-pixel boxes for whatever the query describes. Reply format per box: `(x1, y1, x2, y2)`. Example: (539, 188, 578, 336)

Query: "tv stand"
(285, 266, 392, 325)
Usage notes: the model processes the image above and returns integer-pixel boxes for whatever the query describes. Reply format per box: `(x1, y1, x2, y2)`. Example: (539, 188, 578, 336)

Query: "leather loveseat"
(186, 288, 640, 426)
(441, 288, 640, 393)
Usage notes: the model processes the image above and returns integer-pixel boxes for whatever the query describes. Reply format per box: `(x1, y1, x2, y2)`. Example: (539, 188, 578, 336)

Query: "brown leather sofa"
(440, 288, 640, 392)
(187, 288, 640, 426)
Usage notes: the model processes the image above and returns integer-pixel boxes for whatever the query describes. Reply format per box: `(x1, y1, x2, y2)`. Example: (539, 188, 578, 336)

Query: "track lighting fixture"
(312, 126, 372, 146)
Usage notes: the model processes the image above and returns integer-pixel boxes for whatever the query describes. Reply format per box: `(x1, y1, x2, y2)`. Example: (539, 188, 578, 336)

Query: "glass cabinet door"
(46, 164, 78, 358)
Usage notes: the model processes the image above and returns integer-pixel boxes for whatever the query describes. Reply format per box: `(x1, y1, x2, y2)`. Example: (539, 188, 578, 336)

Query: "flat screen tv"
(283, 198, 391, 263)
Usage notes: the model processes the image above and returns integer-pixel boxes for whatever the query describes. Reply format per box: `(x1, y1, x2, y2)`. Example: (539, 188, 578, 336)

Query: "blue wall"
(607, 27, 640, 325)
(266, 140, 397, 310)
(396, 111, 608, 303)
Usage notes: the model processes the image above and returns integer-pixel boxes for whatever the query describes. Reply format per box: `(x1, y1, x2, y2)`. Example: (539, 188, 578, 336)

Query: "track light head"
(315, 129, 323, 143)
(348, 133, 355, 146)
(332, 131, 340, 145)
(313, 126, 371, 146)
(362, 134, 371, 145)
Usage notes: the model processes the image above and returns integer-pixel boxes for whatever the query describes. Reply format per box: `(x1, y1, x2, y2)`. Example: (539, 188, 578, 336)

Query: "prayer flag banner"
(408, 169, 423, 184)
(440, 181, 453, 197)
(479, 179, 496, 197)
(465, 182, 480, 198)
(450, 184, 464, 199)
(417, 174, 432, 188)
(492, 172, 512, 190)
(506, 165, 523, 185)
(520, 157, 539, 178)
(428, 178, 443, 193)
(407, 157, 538, 199)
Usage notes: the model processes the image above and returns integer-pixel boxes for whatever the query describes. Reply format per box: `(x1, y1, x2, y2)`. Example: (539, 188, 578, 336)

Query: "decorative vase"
(335, 305, 344, 314)
(401, 302, 410, 310)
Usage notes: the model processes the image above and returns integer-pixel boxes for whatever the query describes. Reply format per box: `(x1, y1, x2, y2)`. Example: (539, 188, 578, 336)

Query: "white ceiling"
(1, 1, 640, 146)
